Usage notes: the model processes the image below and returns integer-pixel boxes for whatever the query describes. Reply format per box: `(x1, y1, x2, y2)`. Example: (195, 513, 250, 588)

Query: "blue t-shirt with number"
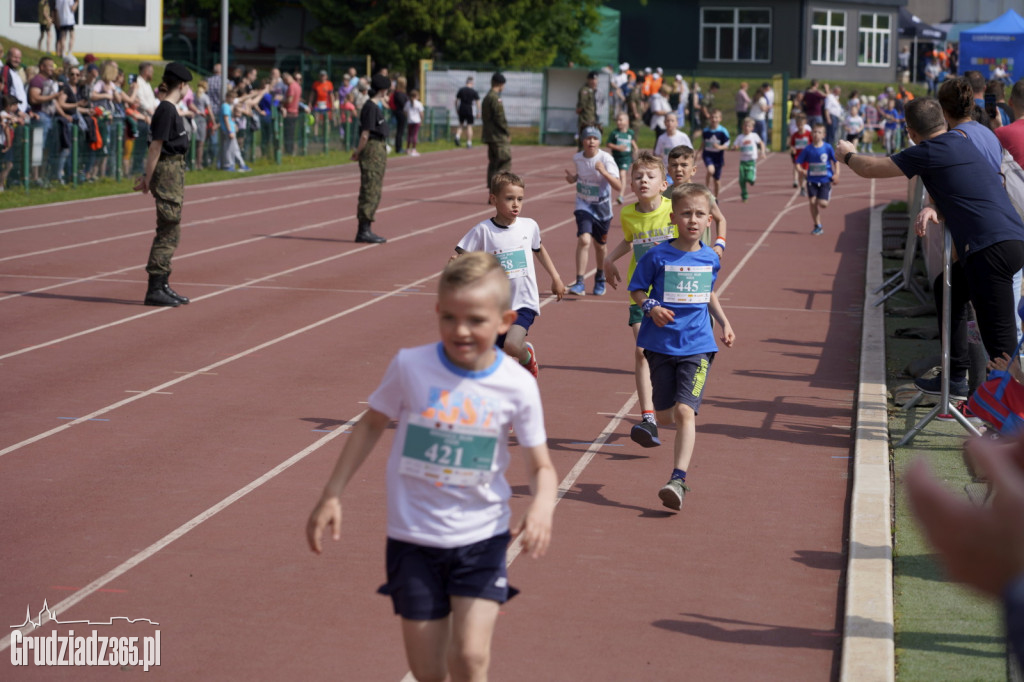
(795, 143, 836, 183)
(628, 240, 719, 357)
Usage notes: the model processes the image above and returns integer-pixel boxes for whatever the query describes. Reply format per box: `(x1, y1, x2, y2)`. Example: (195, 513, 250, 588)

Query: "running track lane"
(0, 147, 900, 680)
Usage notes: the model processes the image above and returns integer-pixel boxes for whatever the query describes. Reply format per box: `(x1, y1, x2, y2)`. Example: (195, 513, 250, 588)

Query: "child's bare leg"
(705, 166, 715, 190)
(502, 324, 530, 365)
(402, 617, 451, 682)
(809, 198, 820, 225)
(632, 326, 654, 412)
(655, 403, 697, 471)
(594, 240, 607, 276)
(576, 233, 592, 280)
(447, 596, 500, 682)
(619, 168, 628, 197)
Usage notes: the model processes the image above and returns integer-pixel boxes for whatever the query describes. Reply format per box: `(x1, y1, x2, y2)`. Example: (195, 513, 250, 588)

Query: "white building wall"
(4, 0, 162, 59)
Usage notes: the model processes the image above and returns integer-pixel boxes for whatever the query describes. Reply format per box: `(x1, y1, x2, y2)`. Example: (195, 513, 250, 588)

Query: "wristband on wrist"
(641, 298, 661, 315)
(714, 237, 726, 251)
(844, 151, 855, 165)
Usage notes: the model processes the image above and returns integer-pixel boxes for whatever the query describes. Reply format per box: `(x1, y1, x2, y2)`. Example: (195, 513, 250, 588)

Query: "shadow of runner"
(652, 612, 839, 650)
(561, 482, 675, 518)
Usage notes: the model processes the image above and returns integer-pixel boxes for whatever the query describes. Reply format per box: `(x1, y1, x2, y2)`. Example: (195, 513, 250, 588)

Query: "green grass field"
(882, 266, 1007, 680)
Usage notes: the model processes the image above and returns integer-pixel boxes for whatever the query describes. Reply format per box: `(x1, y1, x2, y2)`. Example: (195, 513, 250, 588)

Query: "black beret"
(370, 74, 391, 92)
(164, 62, 193, 84)
(491, 72, 506, 85)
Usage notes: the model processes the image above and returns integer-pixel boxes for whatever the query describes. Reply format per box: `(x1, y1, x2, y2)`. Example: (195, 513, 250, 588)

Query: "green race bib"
(663, 265, 713, 304)
(493, 246, 529, 279)
(400, 414, 498, 487)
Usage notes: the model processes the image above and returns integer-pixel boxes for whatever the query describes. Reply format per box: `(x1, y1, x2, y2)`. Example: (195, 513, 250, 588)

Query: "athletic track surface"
(0, 146, 899, 680)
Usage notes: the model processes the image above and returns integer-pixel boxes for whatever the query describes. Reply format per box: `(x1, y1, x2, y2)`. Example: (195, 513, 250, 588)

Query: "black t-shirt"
(149, 100, 189, 156)
(455, 86, 479, 113)
(360, 99, 388, 140)
(392, 91, 409, 118)
(891, 131, 1024, 257)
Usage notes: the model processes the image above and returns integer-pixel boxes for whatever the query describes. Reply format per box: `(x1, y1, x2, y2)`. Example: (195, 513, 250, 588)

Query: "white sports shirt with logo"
(368, 343, 547, 548)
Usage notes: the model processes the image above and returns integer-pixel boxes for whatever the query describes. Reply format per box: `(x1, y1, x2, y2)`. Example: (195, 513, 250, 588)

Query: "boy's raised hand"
(564, 169, 577, 184)
(306, 496, 343, 554)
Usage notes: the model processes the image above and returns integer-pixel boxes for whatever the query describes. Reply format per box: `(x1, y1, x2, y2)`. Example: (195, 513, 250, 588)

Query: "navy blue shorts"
(807, 181, 832, 201)
(574, 209, 610, 244)
(644, 350, 715, 413)
(702, 151, 725, 179)
(377, 532, 517, 620)
(497, 307, 537, 347)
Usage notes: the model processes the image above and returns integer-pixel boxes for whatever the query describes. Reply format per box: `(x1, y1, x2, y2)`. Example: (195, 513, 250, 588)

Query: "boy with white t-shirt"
(731, 117, 766, 202)
(565, 126, 622, 296)
(455, 171, 566, 377)
(653, 113, 692, 180)
(307, 252, 557, 682)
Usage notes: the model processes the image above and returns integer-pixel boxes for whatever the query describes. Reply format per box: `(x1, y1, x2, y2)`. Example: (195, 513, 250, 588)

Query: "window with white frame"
(811, 10, 846, 65)
(700, 8, 772, 63)
(858, 13, 891, 66)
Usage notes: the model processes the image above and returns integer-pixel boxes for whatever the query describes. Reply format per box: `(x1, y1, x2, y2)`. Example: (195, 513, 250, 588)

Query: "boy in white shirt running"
(455, 171, 566, 377)
(307, 252, 558, 682)
(565, 126, 622, 296)
(731, 117, 767, 202)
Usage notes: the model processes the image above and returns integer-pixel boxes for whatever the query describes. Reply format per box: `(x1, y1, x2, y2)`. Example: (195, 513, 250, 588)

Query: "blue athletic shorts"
(377, 532, 517, 620)
(497, 307, 537, 348)
(644, 350, 715, 413)
(807, 181, 832, 201)
(574, 209, 610, 244)
(702, 151, 725, 179)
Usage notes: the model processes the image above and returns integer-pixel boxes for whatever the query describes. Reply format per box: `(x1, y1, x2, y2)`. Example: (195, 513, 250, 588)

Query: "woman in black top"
(135, 62, 193, 307)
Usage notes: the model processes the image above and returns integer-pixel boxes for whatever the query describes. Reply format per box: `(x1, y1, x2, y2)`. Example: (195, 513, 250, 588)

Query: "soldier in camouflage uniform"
(481, 72, 511, 191)
(351, 73, 390, 244)
(136, 62, 193, 307)
(576, 71, 598, 150)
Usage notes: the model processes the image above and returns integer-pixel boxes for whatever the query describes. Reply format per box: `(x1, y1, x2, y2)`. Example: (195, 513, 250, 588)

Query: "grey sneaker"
(658, 479, 689, 511)
(630, 420, 660, 448)
(567, 280, 586, 296)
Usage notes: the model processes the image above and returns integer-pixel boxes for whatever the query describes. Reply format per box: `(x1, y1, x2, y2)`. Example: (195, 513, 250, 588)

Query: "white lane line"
(0, 208, 576, 455)
(0, 171, 468, 262)
(0, 265, 443, 459)
(0, 180, 574, 361)
(0, 411, 366, 651)
(0, 156, 570, 301)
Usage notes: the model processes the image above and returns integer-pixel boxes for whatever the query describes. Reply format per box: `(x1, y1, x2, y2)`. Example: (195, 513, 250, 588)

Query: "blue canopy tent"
(960, 9, 1024, 82)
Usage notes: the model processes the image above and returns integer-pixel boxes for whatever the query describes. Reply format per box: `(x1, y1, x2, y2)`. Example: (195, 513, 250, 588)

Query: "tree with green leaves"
(303, 0, 603, 77)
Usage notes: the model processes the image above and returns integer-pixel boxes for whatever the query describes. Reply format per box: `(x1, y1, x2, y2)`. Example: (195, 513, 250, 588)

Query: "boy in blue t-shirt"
(698, 109, 730, 198)
(628, 183, 736, 511)
(795, 122, 839, 235)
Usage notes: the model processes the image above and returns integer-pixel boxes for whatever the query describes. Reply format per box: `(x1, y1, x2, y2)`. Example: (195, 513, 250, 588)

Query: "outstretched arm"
(836, 139, 902, 178)
(306, 409, 390, 554)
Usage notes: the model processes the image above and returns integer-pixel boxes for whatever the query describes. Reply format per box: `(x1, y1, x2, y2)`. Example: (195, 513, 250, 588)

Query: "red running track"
(0, 146, 899, 680)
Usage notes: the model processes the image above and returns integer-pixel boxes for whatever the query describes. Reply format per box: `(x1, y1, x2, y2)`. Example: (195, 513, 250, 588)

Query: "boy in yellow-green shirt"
(603, 150, 676, 446)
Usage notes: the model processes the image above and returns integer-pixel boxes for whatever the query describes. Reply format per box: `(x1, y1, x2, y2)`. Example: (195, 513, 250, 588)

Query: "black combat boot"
(144, 274, 180, 307)
(164, 279, 190, 304)
(355, 221, 386, 244)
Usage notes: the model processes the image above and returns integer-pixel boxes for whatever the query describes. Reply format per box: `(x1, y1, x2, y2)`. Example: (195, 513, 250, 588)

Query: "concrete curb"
(839, 205, 895, 681)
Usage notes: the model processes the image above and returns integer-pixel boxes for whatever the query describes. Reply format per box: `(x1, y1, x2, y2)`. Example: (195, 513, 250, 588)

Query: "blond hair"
(630, 149, 665, 180)
(489, 170, 525, 196)
(439, 252, 511, 310)
(670, 182, 716, 211)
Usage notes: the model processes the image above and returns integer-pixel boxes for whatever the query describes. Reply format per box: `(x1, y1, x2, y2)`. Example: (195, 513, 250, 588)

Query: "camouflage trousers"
(357, 138, 387, 223)
(486, 143, 512, 192)
(146, 156, 185, 276)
